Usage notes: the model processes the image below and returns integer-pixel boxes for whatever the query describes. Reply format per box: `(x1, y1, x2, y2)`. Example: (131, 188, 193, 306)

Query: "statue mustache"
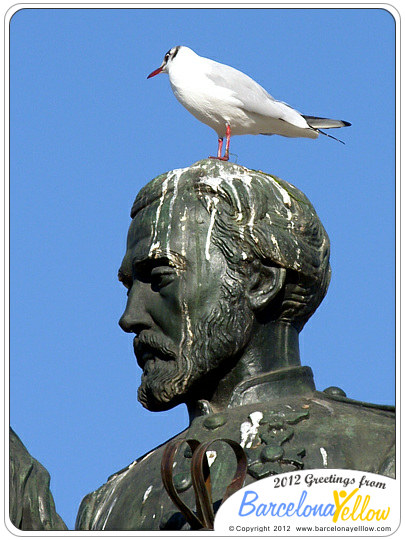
(134, 332, 177, 363)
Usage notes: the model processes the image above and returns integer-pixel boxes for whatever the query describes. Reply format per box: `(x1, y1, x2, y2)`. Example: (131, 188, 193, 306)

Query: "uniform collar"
(228, 365, 316, 408)
(190, 366, 316, 420)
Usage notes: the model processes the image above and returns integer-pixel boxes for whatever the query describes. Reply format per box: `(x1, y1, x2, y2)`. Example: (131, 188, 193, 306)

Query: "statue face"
(118, 189, 254, 411)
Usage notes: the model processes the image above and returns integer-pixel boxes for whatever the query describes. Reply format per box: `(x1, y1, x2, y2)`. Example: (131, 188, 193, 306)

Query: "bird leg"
(224, 124, 231, 160)
(217, 137, 224, 158)
(209, 125, 231, 161)
(209, 137, 224, 160)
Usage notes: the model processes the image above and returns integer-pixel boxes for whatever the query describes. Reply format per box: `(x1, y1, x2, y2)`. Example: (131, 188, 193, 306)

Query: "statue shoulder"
(313, 387, 395, 478)
(75, 429, 188, 530)
(317, 387, 395, 417)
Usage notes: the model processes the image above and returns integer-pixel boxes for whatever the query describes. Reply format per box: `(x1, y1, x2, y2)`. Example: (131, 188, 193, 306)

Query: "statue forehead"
(130, 187, 204, 235)
(126, 186, 213, 265)
(122, 186, 231, 283)
(131, 165, 202, 218)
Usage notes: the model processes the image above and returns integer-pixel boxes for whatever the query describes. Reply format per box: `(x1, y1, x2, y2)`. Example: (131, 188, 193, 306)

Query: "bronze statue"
(9, 428, 67, 531)
(76, 159, 394, 531)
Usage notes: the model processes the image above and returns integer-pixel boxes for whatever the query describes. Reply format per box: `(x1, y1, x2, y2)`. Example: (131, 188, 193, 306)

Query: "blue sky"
(9, 7, 396, 530)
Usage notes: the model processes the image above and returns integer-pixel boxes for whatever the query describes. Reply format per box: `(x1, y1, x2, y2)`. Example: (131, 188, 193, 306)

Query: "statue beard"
(137, 279, 254, 411)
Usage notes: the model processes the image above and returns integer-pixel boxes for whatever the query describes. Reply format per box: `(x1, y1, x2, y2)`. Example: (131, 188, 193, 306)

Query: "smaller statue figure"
(9, 428, 67, 531)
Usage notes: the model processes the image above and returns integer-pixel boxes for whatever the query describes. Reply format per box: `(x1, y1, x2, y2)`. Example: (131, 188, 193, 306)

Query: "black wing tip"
(342, 120, 352, 127)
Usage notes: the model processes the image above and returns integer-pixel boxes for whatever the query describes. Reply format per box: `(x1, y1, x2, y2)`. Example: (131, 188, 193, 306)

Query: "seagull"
(147, 46, 351, 161)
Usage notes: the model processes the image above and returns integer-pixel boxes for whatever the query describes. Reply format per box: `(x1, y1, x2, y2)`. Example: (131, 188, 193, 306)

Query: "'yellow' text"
(333, 489, 390, 523)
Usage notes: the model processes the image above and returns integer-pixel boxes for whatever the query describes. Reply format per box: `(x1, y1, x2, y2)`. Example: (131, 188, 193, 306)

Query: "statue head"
(118, 160, 331, 413)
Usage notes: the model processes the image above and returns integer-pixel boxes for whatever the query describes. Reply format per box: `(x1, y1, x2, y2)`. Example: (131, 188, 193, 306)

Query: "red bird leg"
(209, 137, 223, 160)
(209, 125, 231, 161)
(217, 137, 223, 158)
(223, 124, 231, 161)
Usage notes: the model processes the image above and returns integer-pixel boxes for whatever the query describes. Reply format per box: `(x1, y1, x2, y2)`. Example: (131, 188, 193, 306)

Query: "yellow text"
(333, 489, 390, 523)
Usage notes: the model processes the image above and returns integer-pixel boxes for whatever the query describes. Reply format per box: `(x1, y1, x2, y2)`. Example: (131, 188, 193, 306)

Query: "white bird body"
(147, 46, 350, 159)
(167, 47, 313, 138)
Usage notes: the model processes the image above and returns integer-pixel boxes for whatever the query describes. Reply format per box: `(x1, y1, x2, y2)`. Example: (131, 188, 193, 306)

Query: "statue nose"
(119, 286, 153, 334)
(118, 310, 136, 333)
(119, 307, 153, 334)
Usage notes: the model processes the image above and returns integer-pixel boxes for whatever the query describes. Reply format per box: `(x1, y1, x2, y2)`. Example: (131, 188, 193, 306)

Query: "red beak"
(147, 67, 163, 79)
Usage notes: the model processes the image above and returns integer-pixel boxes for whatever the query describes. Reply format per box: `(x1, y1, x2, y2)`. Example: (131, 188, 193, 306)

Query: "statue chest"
(84, 398, 341, 531)
(78, 395, 394, 530)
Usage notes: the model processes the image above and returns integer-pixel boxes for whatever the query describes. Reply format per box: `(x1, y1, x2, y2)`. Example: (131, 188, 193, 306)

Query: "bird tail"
(303, 115, 351, 144)
(303, 116, 351, 129)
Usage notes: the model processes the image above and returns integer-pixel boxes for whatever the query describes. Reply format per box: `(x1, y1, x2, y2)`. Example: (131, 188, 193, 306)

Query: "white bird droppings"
(269, 176, 292, 207)
(240, 411, 263, 448)
(149, 176, 169, 257)
(205, 196, 219, 260)
(320, 447, 328, 467)
(206, 450, 217, 467)
(142, 485, 153, 503)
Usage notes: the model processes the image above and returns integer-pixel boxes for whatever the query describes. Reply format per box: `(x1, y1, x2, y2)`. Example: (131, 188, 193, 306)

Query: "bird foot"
(208, 156, 229, 162)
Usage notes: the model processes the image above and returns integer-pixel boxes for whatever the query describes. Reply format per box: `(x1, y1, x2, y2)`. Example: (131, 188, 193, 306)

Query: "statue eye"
(150, 267, 176, 290)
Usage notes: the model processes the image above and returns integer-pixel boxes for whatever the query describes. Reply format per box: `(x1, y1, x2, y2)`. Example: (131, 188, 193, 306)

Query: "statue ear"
(246, 266, 286, 312)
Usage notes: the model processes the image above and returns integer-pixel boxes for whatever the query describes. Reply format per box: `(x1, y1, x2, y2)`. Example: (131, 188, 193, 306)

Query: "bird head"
(147, 46, 182, 79)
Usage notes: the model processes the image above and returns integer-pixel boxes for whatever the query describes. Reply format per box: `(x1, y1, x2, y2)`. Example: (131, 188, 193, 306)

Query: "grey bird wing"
(205, 60, 310, 129)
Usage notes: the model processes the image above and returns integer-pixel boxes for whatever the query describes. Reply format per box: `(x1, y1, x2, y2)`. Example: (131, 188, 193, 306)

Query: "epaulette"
(318, 386, 395, 413)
